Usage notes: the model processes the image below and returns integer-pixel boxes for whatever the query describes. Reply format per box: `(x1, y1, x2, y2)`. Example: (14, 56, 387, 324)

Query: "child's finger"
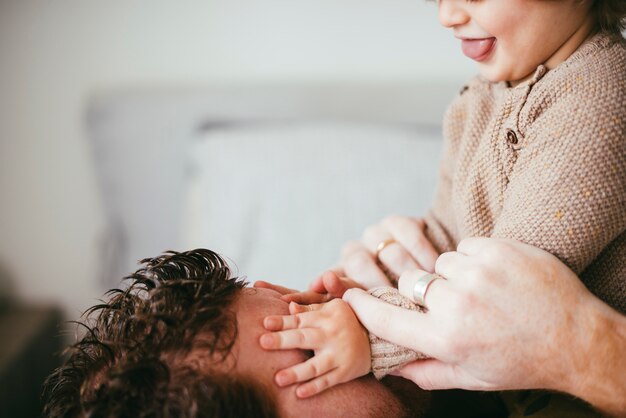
(295, 369, 342, 398)
(274, 355, 335, 387)
(288, 301, 324, 314)
(288, 302, 310, 314)
(263, 309, 321, 331)
(259, 328, 323, 350)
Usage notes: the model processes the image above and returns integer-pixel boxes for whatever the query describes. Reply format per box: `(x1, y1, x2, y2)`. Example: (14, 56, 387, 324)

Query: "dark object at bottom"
(0, 305, 64, 418)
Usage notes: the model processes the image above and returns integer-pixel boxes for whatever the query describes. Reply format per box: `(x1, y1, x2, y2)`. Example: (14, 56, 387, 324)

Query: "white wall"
(0, 0, 474, 317)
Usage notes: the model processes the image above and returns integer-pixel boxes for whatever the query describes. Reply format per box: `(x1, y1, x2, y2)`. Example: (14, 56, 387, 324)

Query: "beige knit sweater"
(369, 32, 626, 379)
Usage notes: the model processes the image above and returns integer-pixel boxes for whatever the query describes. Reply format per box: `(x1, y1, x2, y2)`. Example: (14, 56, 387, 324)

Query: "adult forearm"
(563, 300, 626, 417)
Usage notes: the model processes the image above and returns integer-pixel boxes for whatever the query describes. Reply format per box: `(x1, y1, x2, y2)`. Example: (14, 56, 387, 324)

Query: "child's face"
(437, 0, 595, 85)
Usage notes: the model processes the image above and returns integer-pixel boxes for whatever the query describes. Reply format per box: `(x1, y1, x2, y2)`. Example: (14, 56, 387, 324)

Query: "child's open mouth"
(461, 37, 496, 61)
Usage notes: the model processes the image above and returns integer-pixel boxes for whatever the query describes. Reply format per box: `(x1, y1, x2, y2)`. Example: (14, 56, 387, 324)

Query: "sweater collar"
(486, 31, 620, 93)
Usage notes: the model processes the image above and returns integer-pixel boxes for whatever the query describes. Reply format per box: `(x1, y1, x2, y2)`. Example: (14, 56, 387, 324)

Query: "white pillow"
(180, 121, 442, 290)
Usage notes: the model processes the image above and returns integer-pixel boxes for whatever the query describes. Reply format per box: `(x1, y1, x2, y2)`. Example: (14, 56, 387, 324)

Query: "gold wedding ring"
(375, 239, 396, 261)
(374, 238, 399, 284)
(412, 273, 445, 309)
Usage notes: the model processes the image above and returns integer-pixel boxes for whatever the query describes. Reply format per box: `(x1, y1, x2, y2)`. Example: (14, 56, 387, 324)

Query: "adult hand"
(254, 281, 298, 295)
(331, 215, 439, 290)
(343, 237, 626, 416)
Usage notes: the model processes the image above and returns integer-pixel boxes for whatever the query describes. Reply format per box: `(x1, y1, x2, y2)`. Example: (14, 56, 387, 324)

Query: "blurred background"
(0, 0, 475, 415)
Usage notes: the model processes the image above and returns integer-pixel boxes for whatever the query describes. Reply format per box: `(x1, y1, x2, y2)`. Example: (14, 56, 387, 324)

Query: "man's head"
(43, 249, 417, 418)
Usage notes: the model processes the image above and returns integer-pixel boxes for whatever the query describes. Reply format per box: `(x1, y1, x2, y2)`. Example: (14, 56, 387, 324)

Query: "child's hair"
(593, 0, 626, 34)
(427, 1, 626, 36)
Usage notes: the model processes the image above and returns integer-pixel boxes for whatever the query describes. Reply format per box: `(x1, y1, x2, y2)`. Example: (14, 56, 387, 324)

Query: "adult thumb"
(395, 359, 471, 391)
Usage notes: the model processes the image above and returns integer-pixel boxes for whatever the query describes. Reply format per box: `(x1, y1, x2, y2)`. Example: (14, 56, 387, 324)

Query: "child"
(259, 0, 625, 407)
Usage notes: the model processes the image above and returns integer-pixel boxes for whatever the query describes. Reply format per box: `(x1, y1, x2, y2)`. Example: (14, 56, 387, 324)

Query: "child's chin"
(479, 63, 535, 86)
(477, 65, 509, 83)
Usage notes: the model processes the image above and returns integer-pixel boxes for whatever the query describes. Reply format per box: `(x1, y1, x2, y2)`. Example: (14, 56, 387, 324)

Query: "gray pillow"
(180, 120, 442, 290)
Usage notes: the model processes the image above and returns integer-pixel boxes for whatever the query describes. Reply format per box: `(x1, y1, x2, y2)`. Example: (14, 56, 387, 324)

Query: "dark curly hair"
(42, 249, 279, 418)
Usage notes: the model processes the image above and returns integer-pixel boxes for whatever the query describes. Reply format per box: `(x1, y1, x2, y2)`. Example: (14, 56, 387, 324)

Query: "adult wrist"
(560, 298, 626, 416)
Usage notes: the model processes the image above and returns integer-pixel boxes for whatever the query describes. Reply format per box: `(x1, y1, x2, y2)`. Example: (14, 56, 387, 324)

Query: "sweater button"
(506, 129, 519, 145)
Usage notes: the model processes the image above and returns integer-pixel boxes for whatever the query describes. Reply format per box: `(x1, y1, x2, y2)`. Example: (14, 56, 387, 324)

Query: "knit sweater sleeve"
(424, 151, 458, 254)
(423, 117, 456, 253)
(423, 78, 479, 254)
(492, 80, 626, 274)
(366, 287, 429, 379)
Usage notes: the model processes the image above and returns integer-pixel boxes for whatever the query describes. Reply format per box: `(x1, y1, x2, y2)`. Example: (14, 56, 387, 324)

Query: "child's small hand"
(259, 298, 371, 398)
(279, 271, 365, 305)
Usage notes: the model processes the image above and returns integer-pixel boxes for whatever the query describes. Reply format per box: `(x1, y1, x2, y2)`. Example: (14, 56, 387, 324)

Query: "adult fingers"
(320, 271, 365, 297)
(433, 251, 472, 283)
(309, 267, 345, 293)
(281, 291, 332, 305)
(253, 281, 298, 295)
(396, 360, 493, 391)
(398, 268, 428, 298)
(455, 236, 497, 256)
(274, 355, 334, 387)
(322, 271, 350, 297)
(307, 271, 351, 299)
(342, 289, 440, 356)
(383, 216, 439, 272)
(376, 244, 421, 278)
(259, 328, 323, 350)
(361, 224, 419, 275)
(361, 224, 393, 252)
(397, 269, 449, 314)
(341, 242, 392, 288)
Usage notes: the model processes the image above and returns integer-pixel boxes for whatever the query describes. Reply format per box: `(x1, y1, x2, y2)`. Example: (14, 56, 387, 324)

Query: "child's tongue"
(461, 38, 496, 61)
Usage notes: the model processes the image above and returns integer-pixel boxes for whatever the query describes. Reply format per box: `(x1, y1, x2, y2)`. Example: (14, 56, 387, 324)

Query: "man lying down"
(42, 249, 495, 418)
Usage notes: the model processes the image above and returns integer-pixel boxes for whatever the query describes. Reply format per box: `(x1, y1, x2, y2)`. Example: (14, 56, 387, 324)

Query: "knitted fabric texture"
(425, 32, 626, 313)
(367, 286, 429, 380)
(368, 32, 626, 379)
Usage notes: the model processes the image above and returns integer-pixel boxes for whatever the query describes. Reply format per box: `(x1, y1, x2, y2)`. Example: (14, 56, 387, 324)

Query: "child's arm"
(426, 78, 625, 314)
(491, 89, 626, 275)
(260, 298, 371, 398)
